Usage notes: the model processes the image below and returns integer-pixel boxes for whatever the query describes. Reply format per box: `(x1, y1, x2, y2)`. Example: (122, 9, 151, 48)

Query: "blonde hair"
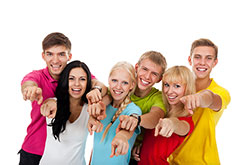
(162, 66, 196, 117)
(138, 51, 167, 75)
(101, 61, 136, 142)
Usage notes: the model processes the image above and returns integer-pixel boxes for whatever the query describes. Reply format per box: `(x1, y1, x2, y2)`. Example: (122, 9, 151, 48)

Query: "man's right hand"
(40, 98, 57, 118)
(22, 86, 43, 105)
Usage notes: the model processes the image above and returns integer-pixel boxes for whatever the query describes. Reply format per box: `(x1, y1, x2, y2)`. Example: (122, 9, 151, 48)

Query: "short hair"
(190, 38, 218, 59)
(51, 60, 92, 141)
(42, 32, 71, 52)
(138, 51, 167, 75)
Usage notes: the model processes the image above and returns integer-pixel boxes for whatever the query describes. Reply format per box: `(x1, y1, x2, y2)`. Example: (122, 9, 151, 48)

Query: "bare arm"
(21, 81, 43, 104)
(140, 106, 165, 129)
(180, 89, 222, 113)
(110, 129, 134, 157)
(116, 106, 165, 132)
(155, 117, 190, 137)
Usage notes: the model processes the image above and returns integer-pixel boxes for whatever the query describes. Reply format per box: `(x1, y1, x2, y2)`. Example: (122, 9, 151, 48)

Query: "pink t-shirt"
(21, 67, 95, 155)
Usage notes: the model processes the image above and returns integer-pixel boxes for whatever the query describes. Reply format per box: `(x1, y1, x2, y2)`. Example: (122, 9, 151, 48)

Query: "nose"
(75, 79, 80, 86)
(168, 86, 173, 94)
(115, 82, 122, 89)
(144, 72, 151, 80)
(52, 55, 59, 63)
(199, 58, 205, 65)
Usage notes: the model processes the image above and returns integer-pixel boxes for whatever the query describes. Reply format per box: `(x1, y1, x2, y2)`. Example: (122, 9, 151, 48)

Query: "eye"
(164, 83, 169, 87)
(175, 84, 181, 88)
(69, 77, 74, 80)
(59, 52, 66, 57)
(111, 79, 117, 82)
(194, 55, 200, 59)
(152, 72, 159, 77)
(142, 67, 148, 71)
(80, 77, 86, 81)
(46, 52, 52, 56)
(122, 81, 129, 85)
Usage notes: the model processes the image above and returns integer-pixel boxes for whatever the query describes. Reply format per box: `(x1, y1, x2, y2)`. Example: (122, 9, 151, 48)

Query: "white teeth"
(52, 65, 60, 68)
(141, 79, 149, 85)
(72, 89, 81, 91)
(197, 68, 207, 71)
(168, 96, 176, 99)
(114, 91, 122, 94)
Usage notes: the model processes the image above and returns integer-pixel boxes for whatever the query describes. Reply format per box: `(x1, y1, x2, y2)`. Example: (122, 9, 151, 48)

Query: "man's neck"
(196, 77, 212, 92)
(134, 87, 152, 98)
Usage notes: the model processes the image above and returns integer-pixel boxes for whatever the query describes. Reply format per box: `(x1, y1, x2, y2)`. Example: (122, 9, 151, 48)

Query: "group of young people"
(19, 32, 231, 165)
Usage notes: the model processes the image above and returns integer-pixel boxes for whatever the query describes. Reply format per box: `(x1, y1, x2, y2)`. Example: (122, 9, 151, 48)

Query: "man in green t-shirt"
(117, 51, 167, 163)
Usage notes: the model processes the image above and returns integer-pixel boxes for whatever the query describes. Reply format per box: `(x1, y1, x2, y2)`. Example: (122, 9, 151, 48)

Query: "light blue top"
(91, 102, 142, 165)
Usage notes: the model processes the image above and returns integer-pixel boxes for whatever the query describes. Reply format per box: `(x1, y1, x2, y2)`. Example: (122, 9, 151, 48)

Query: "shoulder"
(126, 102, 142, 115)
(208, 79, 231, 107)
(21, 68, 46, 85)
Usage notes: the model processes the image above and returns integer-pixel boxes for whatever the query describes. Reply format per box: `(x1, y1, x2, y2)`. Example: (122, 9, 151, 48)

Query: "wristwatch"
(92, 86, 102, 93)
(130, 113, 141, 126)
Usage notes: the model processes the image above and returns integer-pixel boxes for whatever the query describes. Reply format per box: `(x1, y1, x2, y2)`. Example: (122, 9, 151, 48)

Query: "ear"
(157, 75, 162, 83)
(42, 52, 45, 60)
(67, 53, 72, 61)
(212, 58, 218, 68)
(188, 56, 192, 66)
(135, 63, 139, 71)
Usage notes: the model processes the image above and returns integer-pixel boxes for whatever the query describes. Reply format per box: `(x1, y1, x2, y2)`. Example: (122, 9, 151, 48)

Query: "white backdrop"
(0, 0, 247, 164)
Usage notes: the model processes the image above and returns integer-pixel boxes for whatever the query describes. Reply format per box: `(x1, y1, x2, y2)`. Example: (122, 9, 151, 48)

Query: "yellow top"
(169, 79, 231, 165)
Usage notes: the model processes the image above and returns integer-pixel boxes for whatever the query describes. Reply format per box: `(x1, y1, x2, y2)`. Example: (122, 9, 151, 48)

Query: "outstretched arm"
(117, 106, 165, 132)
(155, 117, 190, 137)
(180, 89, 222, 113)
(21, 81, 43, 105)
(86, 79, 108, 104)
(110, 130, 134, 157)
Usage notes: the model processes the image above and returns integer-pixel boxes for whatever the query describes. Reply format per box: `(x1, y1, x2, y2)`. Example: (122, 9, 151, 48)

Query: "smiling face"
(163, 79, 186, 105)
(42, 45, 72, 80)
(189, 46, 218, 80)
(108, 68, 134, 105)
(135, 58, 163, 93)
(68, 67, 87, 100)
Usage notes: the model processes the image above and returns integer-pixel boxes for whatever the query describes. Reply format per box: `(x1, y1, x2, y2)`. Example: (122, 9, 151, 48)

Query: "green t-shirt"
(131, 87, 166, 114)
(131, 87, 166, 146)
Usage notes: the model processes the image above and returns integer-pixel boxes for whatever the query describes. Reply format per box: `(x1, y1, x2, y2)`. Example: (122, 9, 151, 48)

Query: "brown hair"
(190, 38, 218, 59)
(138, 51, 167, 75)
(42, 32, 71, 52)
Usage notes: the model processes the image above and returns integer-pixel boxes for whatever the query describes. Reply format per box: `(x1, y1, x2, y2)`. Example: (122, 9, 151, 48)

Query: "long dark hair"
(50, 60, 92, 141)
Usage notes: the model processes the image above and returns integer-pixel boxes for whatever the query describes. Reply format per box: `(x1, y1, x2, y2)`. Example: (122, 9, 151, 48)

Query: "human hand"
(131, 144, 142, 161)
(86, 88, 102, 104)
(110, 134, 129, 158)
(116, 115, 138, 133)
(87, 101, 106, 120)
(180, 93, 201, 114)
(87, 116, 103, 135)
(40, 98, 57, 118)
(155, 118, 175, 137)
(22, 86, 43, 104)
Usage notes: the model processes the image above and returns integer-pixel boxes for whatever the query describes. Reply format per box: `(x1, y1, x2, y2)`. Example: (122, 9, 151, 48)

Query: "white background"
(0, 0, 247, 164)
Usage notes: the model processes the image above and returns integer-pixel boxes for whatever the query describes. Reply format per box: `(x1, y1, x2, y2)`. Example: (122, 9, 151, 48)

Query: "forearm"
(170, 117, 190, 136)
(140, 107, 165, 129)
(21, 81, 38, 93)
(101, 94, 112, 106)
(199, 90, 222, 111)
(91, 79, 108, 97)
(116, 129, 134, 140)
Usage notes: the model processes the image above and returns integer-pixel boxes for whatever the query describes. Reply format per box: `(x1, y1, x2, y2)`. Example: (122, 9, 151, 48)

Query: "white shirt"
(40, 104, 89, 165)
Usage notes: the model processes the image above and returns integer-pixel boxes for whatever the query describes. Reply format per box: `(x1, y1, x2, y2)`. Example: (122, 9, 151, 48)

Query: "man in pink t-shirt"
(19, 32, 106, 165)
